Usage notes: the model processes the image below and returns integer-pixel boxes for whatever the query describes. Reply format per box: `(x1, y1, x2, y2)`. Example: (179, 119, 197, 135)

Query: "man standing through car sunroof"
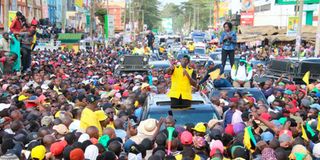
(167, 55, 197, 108)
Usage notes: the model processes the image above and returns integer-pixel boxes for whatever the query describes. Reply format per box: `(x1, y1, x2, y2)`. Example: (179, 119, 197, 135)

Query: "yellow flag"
(302, 71, 310, 85)
(317, 113, 320, 131)
(209, 69, 225, 80)
(75, 0, 83, 7)
(243, 127, 252, 152)
(301, 125, 308, 141)
(209, 69, 220, 80)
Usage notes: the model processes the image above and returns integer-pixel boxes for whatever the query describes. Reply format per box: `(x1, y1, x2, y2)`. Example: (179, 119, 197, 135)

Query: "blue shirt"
(220, 31, 237, 51)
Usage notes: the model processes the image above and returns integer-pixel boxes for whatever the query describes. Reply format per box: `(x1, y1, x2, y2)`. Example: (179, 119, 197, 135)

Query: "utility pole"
(142, 9, 144, 30)
(315, 4, 320, 56)
(209, 1, 212, 27)
(295, 0, 304, 60)
(197, 4, 200, 30)
(90, 0, 95, 48)
(123, 0, 127, 31)
(4, 0, 9, 31)
(61, 0, 66, 32)
(193, 5, 196, 30)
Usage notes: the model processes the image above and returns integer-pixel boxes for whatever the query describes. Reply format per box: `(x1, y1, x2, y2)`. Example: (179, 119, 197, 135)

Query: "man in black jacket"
(199, 61, 232, 88)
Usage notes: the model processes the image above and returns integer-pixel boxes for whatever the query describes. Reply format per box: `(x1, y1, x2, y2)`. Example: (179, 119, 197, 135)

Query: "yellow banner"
(75, 0, 83, 8)
(8, 11, 16, 28)
(287, 16, 299, 36)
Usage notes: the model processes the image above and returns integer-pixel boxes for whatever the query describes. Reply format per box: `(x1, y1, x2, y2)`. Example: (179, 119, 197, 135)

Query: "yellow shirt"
(168, 65, 193, 100)
(80, 108, 102, 134)
(188, 44, 195, 51)
(144, 47, 151, 55)
(159, 47, 165, 53)
(175, 154, 201, 160)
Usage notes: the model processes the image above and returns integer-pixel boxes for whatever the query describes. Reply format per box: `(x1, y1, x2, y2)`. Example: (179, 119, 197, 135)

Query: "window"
(254, 4, 271, 13)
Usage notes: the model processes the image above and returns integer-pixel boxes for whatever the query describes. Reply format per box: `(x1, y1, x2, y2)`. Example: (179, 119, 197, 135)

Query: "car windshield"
(211, 89, 268, 105)
(148, 108, 217, 126)
(193, 37, 204, 43)
(194, 48, 205, 55)
(210, 54, 220, 60)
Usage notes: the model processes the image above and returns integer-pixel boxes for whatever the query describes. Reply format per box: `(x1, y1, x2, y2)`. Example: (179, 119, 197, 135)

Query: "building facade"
(47, 0, 56, 24)
(55, 0, 62, 26)
(67, 0, 76, 11)
(254, 0, 319, 27)
(106, 0, 125, 32)
(0, 0, 44, 29)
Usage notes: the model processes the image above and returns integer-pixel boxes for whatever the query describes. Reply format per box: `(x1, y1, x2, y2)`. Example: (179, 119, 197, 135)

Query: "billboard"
(75, 0, 83, 7)
(219, 1, 230, 18)
(254, 0, 271, 6)
(240, 12, 254, 26)
(8, 11, 16, 28)
(276, 0, 319, 5)
(287, 16, 299, 36)
(104, 15, 115, 39)
(241, 0, 254, 12)
(108, 15, 115, 38)
(162, 18, 173, 33)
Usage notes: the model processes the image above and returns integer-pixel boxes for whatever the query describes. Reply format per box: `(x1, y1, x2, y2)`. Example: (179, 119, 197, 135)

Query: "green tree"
(95, 8, 108, 24)
(125, 0, 161, 31)
(160, 3, 184, 33)
(167, 0, 212, 33)
(141, 0, 161, 30)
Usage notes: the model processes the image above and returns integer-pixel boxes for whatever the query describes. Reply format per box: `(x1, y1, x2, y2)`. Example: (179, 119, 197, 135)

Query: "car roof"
(150, 93, 206, 103)
(148, 60, 170, 65)
(191, 56, 212, 61)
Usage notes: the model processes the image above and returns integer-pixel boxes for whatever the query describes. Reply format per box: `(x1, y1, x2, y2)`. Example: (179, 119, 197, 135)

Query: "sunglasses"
(106, 111, 114, 114)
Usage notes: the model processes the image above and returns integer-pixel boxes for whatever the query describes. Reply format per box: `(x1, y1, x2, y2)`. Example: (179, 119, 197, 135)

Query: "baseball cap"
(225, 124, 235, 136)
(31, 145, 46, 160)
(205, 61, 214, 68)
(239, 56, 246, 63)
(207, 119, 222, 129)
(70, 148, 84, 160)
(210, 139, 224, 156)
(284, 90, 293, 95)
(180, 131, 193, 145)
(192, 123, 206, 133)
(53, 124, 69, 135)
(261, 131, 274, 142)
(50, 140, 68, 156)
(86, 95, 98, 104)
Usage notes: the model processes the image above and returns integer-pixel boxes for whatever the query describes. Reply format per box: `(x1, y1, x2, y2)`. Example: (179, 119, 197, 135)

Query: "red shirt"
(10, 18, 22, 33)
(31, 19, 38, 26)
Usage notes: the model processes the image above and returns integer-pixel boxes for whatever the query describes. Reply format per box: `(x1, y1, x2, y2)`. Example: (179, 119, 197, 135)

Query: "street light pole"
(315, 4, 320, 57)
(4, 0, 9, 31)
(295, 0, 304, 60)
(90, 0, 95, 49)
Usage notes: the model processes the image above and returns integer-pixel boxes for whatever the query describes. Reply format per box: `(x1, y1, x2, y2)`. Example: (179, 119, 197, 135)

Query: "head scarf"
(84, 145, 99, 160)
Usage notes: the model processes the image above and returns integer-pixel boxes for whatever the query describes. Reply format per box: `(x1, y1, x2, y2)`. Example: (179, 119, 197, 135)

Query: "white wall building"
(253, 0, 319, 27)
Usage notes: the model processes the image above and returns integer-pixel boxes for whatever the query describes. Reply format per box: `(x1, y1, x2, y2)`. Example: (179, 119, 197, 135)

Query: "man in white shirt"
(0, 33, 10, 55)
(231, 56, 253, 87)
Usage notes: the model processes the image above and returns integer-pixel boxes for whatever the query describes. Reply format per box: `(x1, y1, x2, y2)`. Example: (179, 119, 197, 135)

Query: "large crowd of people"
(0, 13, 320, 160)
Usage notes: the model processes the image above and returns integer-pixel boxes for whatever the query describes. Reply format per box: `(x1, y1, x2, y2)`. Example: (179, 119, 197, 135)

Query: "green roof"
(58, 33, 83, 43)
